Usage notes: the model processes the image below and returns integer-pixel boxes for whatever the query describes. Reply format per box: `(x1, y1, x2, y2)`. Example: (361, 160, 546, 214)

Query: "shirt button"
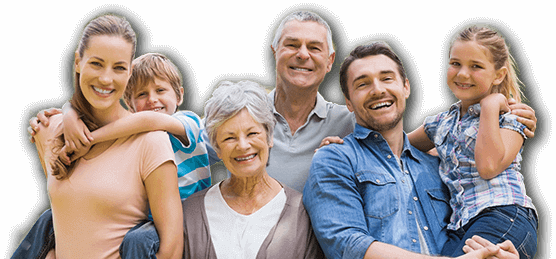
(413, 197, 418, 201)
(376, 179, 381, 183)
(387, 155, 392, 159)
(412, 239, 417, 243)
(405, 170, 409, 174)
(423, 226, 429, 231)
(374, 134, 378, 138)
(408, 210, 413, 215)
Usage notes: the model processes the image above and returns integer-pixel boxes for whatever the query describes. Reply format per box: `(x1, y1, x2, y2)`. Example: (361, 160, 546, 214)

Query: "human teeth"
(93, 86, 112, 94)
(235, 154, 256, 161)
(292, 67, 310, 71)
(371, 101, 393, 110)
(152, 108, 163, 112)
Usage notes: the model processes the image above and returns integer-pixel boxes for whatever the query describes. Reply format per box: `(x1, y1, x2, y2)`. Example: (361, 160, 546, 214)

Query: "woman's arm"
(144, 161, 183, 259)
(90, 111, 187, 145)
(475, 94, 524, 180)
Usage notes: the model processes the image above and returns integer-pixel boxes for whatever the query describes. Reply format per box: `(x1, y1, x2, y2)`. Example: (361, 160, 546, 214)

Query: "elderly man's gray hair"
(204, 80, 276, 152)
(271, 11, 335, 56)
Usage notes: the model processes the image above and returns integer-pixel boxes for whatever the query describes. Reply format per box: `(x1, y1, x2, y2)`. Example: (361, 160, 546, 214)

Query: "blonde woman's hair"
(452, 26, 524, 102)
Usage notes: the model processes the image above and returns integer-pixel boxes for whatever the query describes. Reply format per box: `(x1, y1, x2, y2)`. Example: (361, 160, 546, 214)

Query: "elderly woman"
(181, 81, 323, 259)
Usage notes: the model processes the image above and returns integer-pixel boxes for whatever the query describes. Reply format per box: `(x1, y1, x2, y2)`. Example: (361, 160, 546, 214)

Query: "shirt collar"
(449, 101, 481, 117)
(268, 89, 328, 119)
(353, 123, 420, 162)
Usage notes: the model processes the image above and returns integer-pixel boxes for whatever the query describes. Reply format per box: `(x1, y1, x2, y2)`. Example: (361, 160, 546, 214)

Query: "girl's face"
(75, 35, 133, 114)
(447, 40, 507, 111)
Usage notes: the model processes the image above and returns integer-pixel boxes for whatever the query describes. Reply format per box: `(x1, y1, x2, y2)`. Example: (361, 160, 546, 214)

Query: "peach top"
(34, 114, 175, 258)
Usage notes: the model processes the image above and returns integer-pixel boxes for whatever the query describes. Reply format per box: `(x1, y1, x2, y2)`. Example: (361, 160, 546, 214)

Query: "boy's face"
(131, 77, 183, 115)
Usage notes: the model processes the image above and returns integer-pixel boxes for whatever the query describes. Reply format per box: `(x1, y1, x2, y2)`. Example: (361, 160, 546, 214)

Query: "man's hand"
(315, 136, 344, 152)
(508, 98, 537, 138)
(28, 108, 62, 143)
(462, 235, 519, 259)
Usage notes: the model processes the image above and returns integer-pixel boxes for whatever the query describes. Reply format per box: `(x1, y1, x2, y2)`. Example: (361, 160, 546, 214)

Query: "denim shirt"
(303, 124, 451, 258)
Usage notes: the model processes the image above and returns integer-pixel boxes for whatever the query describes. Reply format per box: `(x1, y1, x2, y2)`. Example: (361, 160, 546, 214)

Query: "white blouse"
(205, 183, 286, 259)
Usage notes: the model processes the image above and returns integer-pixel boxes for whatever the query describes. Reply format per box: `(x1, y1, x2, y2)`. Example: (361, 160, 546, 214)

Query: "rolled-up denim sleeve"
(302, 146, 375, 259)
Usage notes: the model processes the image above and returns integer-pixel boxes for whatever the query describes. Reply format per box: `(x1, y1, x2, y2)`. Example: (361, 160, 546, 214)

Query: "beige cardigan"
(181, 184, 324, 259)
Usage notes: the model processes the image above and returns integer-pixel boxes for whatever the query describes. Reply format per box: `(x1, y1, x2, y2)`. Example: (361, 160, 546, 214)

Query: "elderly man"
(266, 11, 355, 191)
(303, 42, 519, 259)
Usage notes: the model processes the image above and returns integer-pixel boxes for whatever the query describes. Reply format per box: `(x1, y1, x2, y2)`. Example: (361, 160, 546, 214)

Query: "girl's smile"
(447, 40, 507, 112)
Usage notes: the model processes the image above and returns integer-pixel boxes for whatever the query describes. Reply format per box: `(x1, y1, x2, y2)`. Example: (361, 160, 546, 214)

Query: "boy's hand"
(481, 93, 510, 115)
(28, 108, 62, 143)
(62, 108, 94, 152)
(60, 143, 92, 165)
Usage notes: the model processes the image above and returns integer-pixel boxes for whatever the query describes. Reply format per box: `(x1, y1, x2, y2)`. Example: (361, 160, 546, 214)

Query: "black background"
(10, 5, 554, 258)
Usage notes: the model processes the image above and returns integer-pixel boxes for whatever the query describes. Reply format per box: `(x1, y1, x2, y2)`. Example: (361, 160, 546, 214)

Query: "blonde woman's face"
(75, 35, 133, 113)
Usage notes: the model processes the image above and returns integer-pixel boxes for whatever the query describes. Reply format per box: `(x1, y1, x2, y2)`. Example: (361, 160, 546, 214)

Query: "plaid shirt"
(423, 102, 536, 230)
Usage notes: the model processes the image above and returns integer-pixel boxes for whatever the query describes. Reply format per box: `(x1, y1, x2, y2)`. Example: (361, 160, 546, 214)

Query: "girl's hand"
(462, 235, 518, 259)
(480, 93, 510, 114)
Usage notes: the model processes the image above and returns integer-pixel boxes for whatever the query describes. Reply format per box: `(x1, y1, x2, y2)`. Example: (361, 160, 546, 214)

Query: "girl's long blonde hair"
(51, 15, 136, 180)
(452, 26, 524, 102)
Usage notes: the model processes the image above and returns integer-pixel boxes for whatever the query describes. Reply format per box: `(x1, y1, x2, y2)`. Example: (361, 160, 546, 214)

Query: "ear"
(403, 78, 411, 99)
(74, 51, 81, 73)
(326, 52, 336, 72)
(271, 45, 277, 58)
(177, 86, 185, 106)
(493, 67, 508, 86)
(345, 96, 354, 112)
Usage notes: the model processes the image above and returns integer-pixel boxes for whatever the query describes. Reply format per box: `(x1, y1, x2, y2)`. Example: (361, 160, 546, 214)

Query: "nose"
(98, 68, 114, 86)
(456, 66, 470, 79)
(147, 92, 158, 104)
(236, 136, 250, 151)
(296, 45, 310, 60)
(369, 79, 386, 97)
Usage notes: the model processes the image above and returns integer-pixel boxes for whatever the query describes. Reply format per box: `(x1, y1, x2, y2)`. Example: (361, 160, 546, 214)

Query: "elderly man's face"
(272, 20, 335, 91)
(344, 54, 410, 132)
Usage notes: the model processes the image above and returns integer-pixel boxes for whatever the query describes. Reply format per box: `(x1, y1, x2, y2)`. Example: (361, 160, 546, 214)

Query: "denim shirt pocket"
(355, 170, 399, 219)
(426, 188, 451, 229)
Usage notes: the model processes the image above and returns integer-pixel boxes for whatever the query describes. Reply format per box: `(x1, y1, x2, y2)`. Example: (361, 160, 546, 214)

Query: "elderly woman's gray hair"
(271, 11, 335, 56)
(204, 80, 276, 152)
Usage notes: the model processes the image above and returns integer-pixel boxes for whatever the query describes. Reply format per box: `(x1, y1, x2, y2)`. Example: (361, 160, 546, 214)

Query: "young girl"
(409, 26, 538, 258)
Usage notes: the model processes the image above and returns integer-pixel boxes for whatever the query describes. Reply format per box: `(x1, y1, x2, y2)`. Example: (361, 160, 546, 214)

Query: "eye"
(449, 61, 460, 67)
(135, 92, 147, 98)
(248, 131, 260, 137)
(156, 88, 167, 93)
(472, 64, 484, 69)
(90, 61, 102, 67)
(114, 65, 128, 71)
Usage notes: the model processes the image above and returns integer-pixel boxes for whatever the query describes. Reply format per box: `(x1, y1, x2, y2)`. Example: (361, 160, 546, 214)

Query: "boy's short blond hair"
(124, 53, 183, 111)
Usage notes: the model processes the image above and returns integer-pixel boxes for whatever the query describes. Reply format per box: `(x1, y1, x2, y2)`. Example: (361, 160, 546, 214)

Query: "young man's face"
(344, 54, 410, 132)
(131, 77, 183, 115)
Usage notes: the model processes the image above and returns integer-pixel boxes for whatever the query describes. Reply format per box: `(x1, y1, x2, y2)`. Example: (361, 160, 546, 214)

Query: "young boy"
(16, 53, 215, 258)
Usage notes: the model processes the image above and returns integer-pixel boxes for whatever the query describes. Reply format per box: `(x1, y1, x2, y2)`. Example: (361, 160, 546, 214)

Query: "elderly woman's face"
(215, 108, 273, 178)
